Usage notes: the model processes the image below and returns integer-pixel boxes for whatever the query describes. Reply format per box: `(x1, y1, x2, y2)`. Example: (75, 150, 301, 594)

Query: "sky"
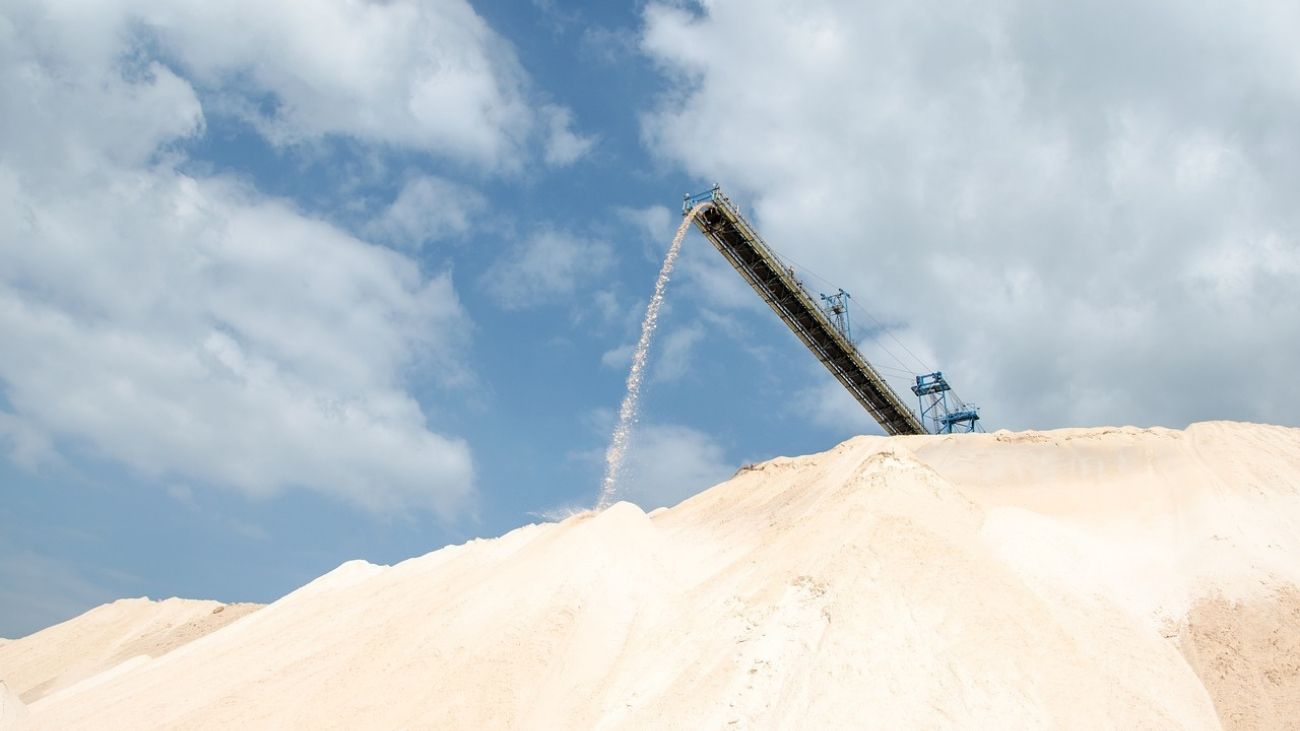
(2, 0, 1298, 638)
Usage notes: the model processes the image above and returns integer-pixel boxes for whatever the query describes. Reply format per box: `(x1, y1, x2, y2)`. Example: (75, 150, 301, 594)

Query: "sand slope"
(0, 597, 260, 706)
(0, 682, 27, 730)
(6, 421, 1299, 729)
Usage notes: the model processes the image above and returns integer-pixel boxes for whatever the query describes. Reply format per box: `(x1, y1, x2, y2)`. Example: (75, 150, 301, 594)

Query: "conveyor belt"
(685, 186, 926, 436)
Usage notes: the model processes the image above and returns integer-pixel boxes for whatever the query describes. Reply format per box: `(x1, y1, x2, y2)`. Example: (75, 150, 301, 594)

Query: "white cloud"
(0, 0, 481, 516)
(3, 0, 590, 173)
(580, 26, 639, 64)
(592, 289, 623, 326)
(641, 0, 1300, 429)
(167, 483, 196, 506)
(793, 375, 882, 436)
(652, 324, 705, 382)
(675, 237, 768, 313)
(616, 204, 675, 249)
(618, 424, 734, 510)
(541, 104, 597, 166)
(367, 175, 486, 248)
(0, 172, 475, 515)
(481, 230, 614, 309)
(137, 0, 533, 169)
(0, 412, 56, 471)
(601, 343, 634, 369)
(0, 52, 204, 180)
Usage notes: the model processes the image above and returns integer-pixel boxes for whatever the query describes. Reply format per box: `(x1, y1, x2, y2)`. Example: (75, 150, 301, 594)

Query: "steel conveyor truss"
(684, 185, 926, 436)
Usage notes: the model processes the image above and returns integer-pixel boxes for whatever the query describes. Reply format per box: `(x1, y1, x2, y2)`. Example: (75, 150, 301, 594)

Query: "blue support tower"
(912, 372, 980, 434)
(819, 289, 851, 340)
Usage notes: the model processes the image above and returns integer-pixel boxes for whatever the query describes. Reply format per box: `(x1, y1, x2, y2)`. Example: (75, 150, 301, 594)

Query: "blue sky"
(3, 0, 1298, 637)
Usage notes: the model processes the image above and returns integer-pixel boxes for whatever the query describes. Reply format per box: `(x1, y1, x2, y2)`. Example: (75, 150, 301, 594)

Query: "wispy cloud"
(541, 105, 597, 167)
(481, 229, 613, 309)
(366, 175, 486, 248)
(0, 552, 120, 639)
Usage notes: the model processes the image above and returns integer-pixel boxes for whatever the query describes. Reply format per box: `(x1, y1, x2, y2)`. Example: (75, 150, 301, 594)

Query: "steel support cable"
(763, 246, 934, 377)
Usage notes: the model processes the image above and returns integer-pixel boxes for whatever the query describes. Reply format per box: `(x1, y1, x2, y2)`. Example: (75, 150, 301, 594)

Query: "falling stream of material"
(597, 202, 709, 508)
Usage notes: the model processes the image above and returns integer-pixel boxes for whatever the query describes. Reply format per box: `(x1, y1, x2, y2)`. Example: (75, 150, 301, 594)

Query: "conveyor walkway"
(684, 185, 927, 436)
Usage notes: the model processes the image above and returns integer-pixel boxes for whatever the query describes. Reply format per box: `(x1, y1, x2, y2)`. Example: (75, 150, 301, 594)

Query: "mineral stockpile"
(3, 422, 1298, 730)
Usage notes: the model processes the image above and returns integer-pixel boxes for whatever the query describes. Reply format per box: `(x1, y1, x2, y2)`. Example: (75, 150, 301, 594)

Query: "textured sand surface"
(3, 421, 1297, 730)
(0, 598, 260, 705)
(0, 682, 27, 730)
(1175, 588, 1300, 730)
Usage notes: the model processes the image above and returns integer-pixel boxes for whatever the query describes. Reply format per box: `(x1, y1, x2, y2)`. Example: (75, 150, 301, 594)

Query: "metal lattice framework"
(684, 185, 926, 436)
(911, 371, 981, 434)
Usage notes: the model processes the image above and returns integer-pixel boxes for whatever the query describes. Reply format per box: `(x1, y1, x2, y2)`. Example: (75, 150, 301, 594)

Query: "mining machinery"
(683, 185, 980, 435)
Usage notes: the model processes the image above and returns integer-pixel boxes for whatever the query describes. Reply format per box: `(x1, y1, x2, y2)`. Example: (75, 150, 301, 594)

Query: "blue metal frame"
(683, 184, 721, 214)
(911, 371, 980, 434)
(819, 289, 852, 340)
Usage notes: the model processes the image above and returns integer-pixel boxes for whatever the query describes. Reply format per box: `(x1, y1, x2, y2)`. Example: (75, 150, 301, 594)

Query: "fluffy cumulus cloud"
(641, 0, 1300, 429)
(0, 0, 546, 515)
(0, 174, 475, 514)
(137, 0, 582, 170)
(3, 0, 591, 172)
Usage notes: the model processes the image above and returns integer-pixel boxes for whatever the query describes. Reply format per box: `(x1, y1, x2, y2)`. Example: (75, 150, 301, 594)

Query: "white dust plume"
(597, 203, 708, 508)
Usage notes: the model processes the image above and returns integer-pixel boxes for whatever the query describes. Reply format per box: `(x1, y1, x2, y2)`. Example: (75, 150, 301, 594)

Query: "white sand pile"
(5, 421, 1298, 730)
(0, 681, 28, 731)
(0, 597, 260, 706)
